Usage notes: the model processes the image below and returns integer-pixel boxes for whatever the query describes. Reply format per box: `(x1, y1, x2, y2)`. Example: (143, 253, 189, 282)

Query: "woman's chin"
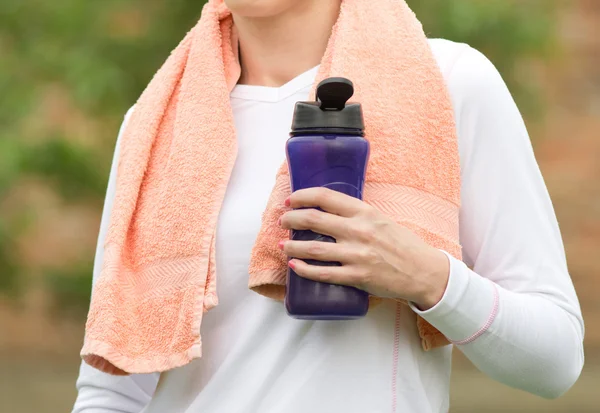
(224, 0, 301, 18)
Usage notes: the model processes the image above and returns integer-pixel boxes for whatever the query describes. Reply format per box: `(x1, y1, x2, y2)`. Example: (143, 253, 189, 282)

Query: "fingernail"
(288, 260, 296, 270)
(284, 197, 291, 207)
(278, 240, 285, 250)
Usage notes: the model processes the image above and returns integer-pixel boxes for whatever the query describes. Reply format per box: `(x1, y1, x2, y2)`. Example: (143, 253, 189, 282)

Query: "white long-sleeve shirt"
(72, 39, 584, 413)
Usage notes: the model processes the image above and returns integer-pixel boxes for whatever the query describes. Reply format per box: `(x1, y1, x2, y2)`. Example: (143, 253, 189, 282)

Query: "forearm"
(413, 256, 584, 399)
(73, 361, 159, 413)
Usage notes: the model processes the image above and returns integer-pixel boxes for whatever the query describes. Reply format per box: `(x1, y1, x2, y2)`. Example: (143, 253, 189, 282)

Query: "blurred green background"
(1, 1, 599, 412)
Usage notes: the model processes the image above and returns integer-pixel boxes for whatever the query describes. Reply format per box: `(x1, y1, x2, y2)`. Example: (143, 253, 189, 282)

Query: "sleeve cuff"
(409, 251, 499, 344)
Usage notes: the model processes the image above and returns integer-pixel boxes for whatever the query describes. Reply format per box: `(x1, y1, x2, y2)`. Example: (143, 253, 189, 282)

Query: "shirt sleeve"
(72, 107, 160, 413)
(411, 45, 585, 399)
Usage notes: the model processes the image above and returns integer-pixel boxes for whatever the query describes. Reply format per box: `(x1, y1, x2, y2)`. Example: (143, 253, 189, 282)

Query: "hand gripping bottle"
(285, 77, 370, 320)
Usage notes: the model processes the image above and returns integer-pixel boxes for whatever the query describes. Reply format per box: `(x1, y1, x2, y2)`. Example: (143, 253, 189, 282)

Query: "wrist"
(412, 247, 450, 311)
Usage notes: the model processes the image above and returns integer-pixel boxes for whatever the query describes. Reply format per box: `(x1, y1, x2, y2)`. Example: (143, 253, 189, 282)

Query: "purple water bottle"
(285, 77, 370, 320)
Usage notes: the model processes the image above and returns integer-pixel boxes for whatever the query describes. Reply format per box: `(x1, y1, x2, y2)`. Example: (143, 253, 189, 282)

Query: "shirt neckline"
(230, 65, 320, 103)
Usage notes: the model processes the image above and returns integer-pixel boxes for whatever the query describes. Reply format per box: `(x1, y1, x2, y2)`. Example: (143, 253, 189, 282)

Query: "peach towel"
(82, 0, 461, 375)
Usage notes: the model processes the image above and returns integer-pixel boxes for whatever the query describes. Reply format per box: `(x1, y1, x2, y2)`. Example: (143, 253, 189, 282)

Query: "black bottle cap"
(290, 77, 365, 136)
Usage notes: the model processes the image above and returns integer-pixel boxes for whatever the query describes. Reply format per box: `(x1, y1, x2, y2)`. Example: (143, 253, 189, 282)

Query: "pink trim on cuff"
(451, 284, 499, 345)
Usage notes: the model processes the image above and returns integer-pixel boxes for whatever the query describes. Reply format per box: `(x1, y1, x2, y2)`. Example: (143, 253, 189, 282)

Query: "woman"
(73, 0, 584, 412)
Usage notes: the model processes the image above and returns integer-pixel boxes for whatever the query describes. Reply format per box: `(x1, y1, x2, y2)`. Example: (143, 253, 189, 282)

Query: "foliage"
(0, 0, 203, 305)
(45, 260, 94, 319)
(0, 0, 558, 312)
(407, 0, 558, 116)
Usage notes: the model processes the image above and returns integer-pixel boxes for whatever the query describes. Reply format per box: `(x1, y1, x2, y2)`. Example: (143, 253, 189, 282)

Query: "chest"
(215, 94, 307, 269)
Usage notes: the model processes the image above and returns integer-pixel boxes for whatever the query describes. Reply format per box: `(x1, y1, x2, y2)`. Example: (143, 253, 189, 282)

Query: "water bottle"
(285, 77, 370, 320)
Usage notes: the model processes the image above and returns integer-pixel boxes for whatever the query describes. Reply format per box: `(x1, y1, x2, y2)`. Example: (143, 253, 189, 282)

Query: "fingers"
(288, 259, 363, 288)
(287, 187, 367, 217)
(280, 208, 349, 240)
(281, 240, 351, 263)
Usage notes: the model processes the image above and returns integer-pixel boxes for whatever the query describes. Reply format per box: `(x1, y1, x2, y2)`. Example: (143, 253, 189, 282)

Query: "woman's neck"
(233, 1, 341, 87)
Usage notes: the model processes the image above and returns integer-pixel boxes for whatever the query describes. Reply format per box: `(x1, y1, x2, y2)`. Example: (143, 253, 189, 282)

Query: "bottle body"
(285, 133, 370, 319)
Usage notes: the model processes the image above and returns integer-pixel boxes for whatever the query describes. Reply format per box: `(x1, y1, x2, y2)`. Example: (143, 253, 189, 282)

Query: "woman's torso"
(141, 39, 463, 413)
